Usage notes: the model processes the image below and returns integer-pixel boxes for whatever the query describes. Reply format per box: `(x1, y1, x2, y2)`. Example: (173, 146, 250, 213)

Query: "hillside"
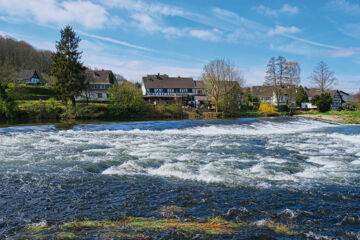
(0, 36, 53, 74)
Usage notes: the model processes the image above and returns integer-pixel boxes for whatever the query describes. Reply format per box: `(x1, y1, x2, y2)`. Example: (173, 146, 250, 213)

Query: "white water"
(1, 118, 359, 188)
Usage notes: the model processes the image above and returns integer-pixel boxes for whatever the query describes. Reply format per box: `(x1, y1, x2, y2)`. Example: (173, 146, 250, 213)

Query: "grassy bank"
(295, 110, 360, 124)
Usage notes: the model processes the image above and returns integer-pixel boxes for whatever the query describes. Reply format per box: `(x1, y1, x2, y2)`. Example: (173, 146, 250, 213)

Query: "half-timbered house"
(142, 74, 205, 105)
(18, 70, 42, 85)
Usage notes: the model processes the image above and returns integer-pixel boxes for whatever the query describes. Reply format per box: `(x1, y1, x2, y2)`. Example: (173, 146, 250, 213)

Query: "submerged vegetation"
(18, 214, 296, 239)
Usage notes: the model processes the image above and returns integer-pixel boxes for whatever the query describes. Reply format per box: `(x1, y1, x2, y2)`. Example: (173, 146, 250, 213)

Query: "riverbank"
(295, 110, 360, 124)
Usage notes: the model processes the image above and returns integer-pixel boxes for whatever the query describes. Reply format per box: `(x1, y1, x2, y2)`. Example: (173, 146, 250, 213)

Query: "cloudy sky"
(0, 0, 359, 92)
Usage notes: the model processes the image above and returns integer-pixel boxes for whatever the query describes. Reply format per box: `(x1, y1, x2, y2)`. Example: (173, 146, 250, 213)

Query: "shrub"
(311, 93, 332, 112)
(108, 82, 144, 118)
(46, 98, 59, 118)
(278, 105, 290, 112)
(259, 103, 276, 116)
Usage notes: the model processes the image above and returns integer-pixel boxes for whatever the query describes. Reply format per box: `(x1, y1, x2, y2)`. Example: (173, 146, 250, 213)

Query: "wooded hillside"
(0, 36, 53, 74)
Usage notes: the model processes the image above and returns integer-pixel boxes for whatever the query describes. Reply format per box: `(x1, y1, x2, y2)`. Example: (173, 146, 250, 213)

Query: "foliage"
(108, 82, 145, 118)
(218, 83, 242, 116)
(201, 59, 245, 113)
(0, 83, 18, 120)
(296, 85, 308, 106)
(278, 105, 290, 112)
(144, 104, 183, 119)
(46, 98, 59, 118)
(50, 26, 86, 106)
(108, 71, 115, 84)
(259, 103, 276, 116)
(62, 103, 107, 119)
(311, 93, 332, 112)
(310, 61, 336, 92)
(0, 36, 52, 73)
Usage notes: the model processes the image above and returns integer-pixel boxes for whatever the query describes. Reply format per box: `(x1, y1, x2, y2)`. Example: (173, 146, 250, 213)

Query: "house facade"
(18, 70, 42, 85)
(76, 69, 117, 102)
(141, 74, 207, 106)
(251, 85, 296, 107)
(304, 88, 349, 110)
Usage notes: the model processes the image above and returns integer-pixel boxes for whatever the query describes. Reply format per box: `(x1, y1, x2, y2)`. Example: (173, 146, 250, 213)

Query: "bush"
(311, 93, 332, 112)
(259, 103, 276, 116)
(278, 105, 290, 112)
(108, 82, 144, 118)
(62, 104, 107, 119)
(46, 98, 59, 118)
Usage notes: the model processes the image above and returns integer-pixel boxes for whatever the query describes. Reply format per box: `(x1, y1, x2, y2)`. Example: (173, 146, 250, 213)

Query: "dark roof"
(86, 69, 114, 84)
(18, 70, 37, 81)
(194, 80, 206, 89)
(304, 88, 349, 98)
(251, 86, 274, 97)
(142, 74, 195, 89)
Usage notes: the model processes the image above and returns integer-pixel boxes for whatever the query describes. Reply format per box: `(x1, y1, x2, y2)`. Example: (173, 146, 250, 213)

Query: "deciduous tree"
(264, 56, 287, 108)
(310, 61, 336, 92)
(201, 59, 245, 113)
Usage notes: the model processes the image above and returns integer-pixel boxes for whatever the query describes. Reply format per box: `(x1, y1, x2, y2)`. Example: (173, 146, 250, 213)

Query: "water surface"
(1, 118, 359, 239)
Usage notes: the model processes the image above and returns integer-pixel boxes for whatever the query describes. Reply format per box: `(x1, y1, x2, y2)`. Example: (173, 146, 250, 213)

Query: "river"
(0, 117, 359, 239)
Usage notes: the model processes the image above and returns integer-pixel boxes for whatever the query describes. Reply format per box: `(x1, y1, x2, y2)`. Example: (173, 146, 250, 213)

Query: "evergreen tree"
(296, 85, 308, 107)
(311, 93, 332, 112)
(51, 26, 86, 107)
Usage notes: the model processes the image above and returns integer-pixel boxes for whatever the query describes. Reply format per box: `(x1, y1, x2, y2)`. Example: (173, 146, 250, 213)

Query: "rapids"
(0, 117, 359, 239)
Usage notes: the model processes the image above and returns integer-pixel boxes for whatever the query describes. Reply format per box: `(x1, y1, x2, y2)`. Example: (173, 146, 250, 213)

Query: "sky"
(0, 0, 359, 93)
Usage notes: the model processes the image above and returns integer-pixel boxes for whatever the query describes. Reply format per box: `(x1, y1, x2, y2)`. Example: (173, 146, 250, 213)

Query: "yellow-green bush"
(259, 103, 275, 116)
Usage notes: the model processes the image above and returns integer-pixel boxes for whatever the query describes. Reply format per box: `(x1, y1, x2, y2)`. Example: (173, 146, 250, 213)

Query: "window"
(98, 93, 103, 98)
(174, 88, 180, 93)
(188, 88, 193, 93)
(149, 88, 154, 93)
(163, 88, 168, 93)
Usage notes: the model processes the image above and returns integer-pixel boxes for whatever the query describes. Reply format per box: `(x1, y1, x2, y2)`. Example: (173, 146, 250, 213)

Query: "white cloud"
(326, 0, 360, 15)
(101, 0, 185, 16)
(255, 4, 299, 17)
(268, 26, 301, 36)
(189, 29, 221, 42)
(77, 30, 153, 52)
(280, 4, 299, 15)
(327, 48, 360, 57)
(131, 13, 161, 32)
(339, 24, 360, 39)
(243, 66, 266, 86)
(0, 0, 109, 29)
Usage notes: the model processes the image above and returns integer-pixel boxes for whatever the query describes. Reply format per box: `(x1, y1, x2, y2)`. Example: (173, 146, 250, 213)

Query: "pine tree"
(296, 85, 308, 107)
(51, 26, 86, 107)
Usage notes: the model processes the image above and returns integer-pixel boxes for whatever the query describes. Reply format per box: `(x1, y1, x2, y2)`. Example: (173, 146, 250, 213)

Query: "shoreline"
(295, 114, 360, 124)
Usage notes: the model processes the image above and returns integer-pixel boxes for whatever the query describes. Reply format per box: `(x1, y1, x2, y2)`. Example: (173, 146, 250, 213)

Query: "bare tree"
(264, 56, 287, 108)
(285, 61, 301, 108)
(201, 59, 245, 112)
(310, 61, 336, 92)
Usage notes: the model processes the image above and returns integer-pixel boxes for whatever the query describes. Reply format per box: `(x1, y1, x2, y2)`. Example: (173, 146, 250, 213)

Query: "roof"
(142, 74, 195, 89)
(251, 86, 274, 97)
(194, 80, 206, 89)
(18, 70, 37, 81)
(86, 69, 114, 84)
(304, 88, 349, 98)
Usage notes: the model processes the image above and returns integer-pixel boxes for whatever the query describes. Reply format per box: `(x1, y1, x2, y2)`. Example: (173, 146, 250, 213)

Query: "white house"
(251, 85, 296, 107)
(76, 69, 117, 102)
(18, 70, 42, 85)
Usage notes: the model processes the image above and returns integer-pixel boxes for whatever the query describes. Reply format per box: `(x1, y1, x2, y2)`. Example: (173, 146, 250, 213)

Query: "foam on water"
(0, 118, 359, 189)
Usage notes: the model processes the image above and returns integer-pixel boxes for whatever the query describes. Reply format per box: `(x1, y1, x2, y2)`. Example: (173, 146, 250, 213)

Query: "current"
(0, 117, 359, 239)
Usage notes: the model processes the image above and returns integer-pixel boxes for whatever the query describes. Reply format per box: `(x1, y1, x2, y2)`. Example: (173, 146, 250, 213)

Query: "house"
(18, 70, 42, 85)
(251, 85, 296, 107)
(304, 88, 349, 110)
(142, 74, 206, 106)
(76, 69, 117, 102)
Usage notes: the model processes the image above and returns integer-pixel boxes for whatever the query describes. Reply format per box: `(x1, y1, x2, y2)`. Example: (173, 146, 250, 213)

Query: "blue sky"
(0, 0, 359, 93)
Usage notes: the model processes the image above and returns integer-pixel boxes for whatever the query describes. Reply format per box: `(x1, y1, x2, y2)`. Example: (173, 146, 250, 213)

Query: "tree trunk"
(71, 95, 76, 108)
